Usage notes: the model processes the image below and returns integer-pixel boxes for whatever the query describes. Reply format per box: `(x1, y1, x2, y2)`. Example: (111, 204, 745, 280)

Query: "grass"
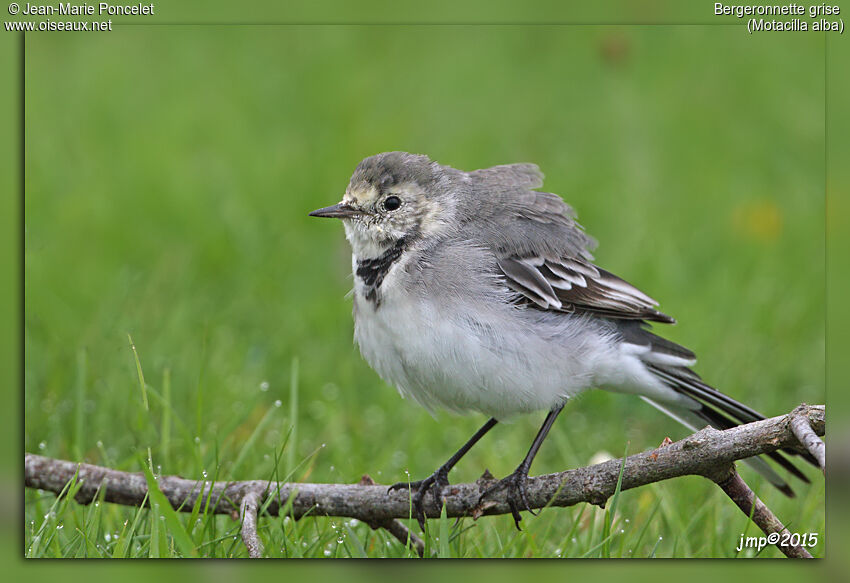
(24, 25, 824, 558)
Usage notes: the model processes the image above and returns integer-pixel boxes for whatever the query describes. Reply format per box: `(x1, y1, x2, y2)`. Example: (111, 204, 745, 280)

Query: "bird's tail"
(641, 360, 817, 497)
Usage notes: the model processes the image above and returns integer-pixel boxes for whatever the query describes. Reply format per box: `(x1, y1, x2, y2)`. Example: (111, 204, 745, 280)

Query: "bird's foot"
(478, 467, 536, 530)
(388, 467, 450, 530)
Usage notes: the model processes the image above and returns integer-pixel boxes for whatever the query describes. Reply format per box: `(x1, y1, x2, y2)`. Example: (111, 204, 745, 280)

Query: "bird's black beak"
(308, 202, 360, 219)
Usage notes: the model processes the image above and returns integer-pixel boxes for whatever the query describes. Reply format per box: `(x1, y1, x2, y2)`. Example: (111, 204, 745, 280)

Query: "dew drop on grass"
(38, 441, 46, 450)
(337, 537, 344, 545)
(194, 436, 201, 444)
(274, 400, 282, 408)
(56, 524, 63, 530)
(105, 533, 111, 542)
(323, 549, 331, 556)
(202, 470, 208, 479)
(260, 381, 270, 392)
(349, 519, 358, 527)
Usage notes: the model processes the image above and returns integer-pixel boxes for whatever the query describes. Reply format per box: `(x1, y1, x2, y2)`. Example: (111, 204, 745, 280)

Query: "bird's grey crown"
(349, 151, 443, 194)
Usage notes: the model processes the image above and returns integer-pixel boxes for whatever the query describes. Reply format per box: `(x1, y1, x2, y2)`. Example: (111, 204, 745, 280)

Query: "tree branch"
(25, 403, 823, 558)
(239, 487, 264, 558)
(789, 403, 826, 473)
(712, 469, 812, 558)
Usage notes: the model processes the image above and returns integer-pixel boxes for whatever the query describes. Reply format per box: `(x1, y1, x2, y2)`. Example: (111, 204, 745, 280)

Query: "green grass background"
(24, 25, 824, 557)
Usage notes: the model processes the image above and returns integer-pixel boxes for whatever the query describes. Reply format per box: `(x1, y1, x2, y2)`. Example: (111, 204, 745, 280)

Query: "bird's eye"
(383, 196, 401, 211)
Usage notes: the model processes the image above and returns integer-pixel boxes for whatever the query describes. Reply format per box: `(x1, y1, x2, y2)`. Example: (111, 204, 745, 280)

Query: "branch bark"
(25, 403, 824, 558)
(713, 469, 812, 558)
(789, 403, 826, 473)
(239, 488, 264, 558)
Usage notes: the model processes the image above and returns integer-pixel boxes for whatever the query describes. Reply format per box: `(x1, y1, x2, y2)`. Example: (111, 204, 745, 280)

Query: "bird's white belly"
(352, 279, 602, 419)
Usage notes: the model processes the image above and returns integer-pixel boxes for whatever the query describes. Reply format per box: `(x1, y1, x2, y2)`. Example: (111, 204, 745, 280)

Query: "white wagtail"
(309, 151, 815, 529)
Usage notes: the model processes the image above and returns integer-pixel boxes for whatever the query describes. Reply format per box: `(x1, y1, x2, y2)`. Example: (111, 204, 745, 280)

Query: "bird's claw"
(477, 469, 535, 530)
(388, 468, 450, 530)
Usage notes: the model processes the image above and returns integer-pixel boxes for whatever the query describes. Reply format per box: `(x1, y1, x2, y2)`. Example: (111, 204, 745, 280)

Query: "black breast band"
(356, 238, 408, 306)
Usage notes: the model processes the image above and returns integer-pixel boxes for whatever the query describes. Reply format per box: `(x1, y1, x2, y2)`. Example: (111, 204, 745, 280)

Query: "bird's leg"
(389, 417, 498, 530)
(479, 403, 564, 530)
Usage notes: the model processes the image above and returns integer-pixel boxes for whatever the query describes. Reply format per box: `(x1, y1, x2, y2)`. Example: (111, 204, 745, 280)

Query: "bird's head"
(309, 152, 459, 258)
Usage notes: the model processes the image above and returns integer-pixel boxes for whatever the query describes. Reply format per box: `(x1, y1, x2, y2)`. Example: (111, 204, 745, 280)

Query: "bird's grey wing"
(496, 255, 675, 323)
(464, 164, 674, 324)
(468, 163, 545, 189)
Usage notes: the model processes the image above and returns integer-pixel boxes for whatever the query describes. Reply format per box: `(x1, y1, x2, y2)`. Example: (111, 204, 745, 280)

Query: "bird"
(309, 151, 815, 529)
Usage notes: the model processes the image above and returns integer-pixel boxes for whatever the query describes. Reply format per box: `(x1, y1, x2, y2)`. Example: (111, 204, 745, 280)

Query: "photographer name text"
(16, 2, 153, 16)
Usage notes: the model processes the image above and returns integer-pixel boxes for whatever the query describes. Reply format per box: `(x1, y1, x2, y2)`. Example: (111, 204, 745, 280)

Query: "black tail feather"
(691, 401, 812, 486)
(646, 363, 817, 496)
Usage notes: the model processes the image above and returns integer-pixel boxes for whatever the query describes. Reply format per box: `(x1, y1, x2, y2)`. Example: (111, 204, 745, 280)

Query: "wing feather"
(464, 163, 675, 324)
(496, 257, 562, 310)
(499, 254, 675, 323)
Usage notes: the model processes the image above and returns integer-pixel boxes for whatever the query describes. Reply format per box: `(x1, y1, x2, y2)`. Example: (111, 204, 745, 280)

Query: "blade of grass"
(229, 400, 282, 478)
(579, 528, 620, 559)
(560, 504, 587, 556)
(259, 440, 289, 517)
(448, 521, 477, 544)
(535, 474, 573, 548)
(344, 522, 368, 558)
(601, 441, 628, 558)
(186, 480, 206, 540)
(148, 504, 161, 558)
(112, 493, 149, 558)
(141, 457, 198, 557)
(142, 384, 194, 451)
(73, 348, 87, 460)
(27, 469, 82, 557)
(438, 502, 451, 558)
(194, 332, 208, 474)
(286, 357, 299, 479)
(648, 535, 664, 558)
(161, 367, 172, 469)
(127, 334, 149, 411)
(82, 484, 106, 557)
(199, 458, 223, 554)
(631, 498, 661, 555)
